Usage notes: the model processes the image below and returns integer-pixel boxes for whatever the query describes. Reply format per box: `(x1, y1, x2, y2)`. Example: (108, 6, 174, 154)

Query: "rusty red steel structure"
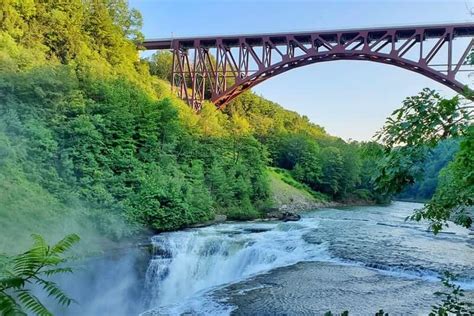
(143, 23, 474, 110)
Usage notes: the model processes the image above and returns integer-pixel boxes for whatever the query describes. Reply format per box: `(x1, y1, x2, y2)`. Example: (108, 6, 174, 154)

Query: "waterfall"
(142, 221, 329, 314)
(141, 204, 474, 315)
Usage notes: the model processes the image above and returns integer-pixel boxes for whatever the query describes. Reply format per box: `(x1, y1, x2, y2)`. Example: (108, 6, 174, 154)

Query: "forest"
(0, 0, 393, 254)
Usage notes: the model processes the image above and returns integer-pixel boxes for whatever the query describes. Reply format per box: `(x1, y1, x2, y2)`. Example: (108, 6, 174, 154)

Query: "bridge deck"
(142, 22, 474, 50)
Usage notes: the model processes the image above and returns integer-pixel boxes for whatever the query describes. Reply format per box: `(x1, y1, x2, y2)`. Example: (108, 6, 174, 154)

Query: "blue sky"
(131, 0, 472, 140)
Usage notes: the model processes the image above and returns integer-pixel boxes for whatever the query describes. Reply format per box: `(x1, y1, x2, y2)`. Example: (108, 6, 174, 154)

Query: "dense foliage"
(0, 234, 79, 315)
(397, 139, 459, 202)
(223, 92, 388, 202)
(376, 88, 473, 233)
(0, 0, 271, 246)
(0, 66, 270, 239)
(0, 0, 390, 251)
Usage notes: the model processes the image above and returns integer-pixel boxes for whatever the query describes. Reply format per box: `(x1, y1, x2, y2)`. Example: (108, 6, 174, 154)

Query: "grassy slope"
(267, 167, 329, 211)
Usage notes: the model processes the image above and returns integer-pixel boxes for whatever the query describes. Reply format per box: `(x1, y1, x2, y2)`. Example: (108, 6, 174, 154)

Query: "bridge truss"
(143, 23, 474, 110)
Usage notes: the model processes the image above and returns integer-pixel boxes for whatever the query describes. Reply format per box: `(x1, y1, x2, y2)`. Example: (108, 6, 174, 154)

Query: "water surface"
(141, 202, 474, 315)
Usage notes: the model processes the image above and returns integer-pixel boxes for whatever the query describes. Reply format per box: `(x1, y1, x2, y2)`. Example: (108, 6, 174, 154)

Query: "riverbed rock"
(266, 210, 301, 221)
(282, 212, 301, 221)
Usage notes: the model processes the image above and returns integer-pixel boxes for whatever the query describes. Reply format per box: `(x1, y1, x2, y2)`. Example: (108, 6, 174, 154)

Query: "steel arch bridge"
(143, 23, 474, 110)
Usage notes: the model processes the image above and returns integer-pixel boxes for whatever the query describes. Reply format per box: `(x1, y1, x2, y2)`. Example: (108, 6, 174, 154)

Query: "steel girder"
(143, 23, 474, 109)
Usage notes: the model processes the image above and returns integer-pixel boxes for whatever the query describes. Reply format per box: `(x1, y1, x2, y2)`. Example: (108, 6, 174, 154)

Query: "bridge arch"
(143, 23, 474, 110)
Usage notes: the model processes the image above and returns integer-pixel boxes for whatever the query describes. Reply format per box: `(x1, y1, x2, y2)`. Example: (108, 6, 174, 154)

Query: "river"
(52, 202, 474, 315)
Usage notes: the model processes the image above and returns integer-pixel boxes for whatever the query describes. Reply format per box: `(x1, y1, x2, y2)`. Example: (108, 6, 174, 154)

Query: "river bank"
(185, 169, 375, 230)
(129, 169, 376, 239)
(157, 198, 375, 237)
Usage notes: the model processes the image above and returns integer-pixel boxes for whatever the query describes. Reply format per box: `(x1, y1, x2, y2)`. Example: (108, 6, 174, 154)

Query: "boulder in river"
(266, 210, 301, 222)
(282, 212, 301, 222)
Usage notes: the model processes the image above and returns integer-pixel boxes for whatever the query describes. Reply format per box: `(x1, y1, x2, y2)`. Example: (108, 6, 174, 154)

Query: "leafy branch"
(374, 88, 473, 232)
(430, 272, 474, 316)
(375, 88, 472, 148)
(0, 234, 80, 316)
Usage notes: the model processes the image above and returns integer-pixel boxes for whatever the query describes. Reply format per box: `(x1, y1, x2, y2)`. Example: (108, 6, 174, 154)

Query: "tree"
(376, 88, 473, 232)
(354, 141, 389, 203)
(338, 142, 361, 197)
(315, 147, 344, 197)
(147, 51, 173, 82)
(397, 139, 460, 201)
(412, 126, 473, 232)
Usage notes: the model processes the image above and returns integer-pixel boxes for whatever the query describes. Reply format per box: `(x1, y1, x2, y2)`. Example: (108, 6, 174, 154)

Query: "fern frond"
(0, 291, 27, 316)
(30, 235, 48, 252)
(42, 267, 73, 276)
(0, 234, 79, 315)
(12, 254, 38, 277)
(34, 279, 74, 306)
(51, 234, 80, 255)
(16, 289, 51, 316)
(0, 277, 25, 290)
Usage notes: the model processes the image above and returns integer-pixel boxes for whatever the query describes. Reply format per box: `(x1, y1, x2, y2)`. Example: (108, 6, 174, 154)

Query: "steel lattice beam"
(143, 23, 474, 110)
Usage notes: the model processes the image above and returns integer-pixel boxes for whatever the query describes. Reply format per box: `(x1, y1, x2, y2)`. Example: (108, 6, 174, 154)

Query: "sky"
(130, 0, 473, 141)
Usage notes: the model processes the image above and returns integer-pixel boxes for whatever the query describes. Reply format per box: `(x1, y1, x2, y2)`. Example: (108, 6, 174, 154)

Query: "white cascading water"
(142, 221, 330, 314)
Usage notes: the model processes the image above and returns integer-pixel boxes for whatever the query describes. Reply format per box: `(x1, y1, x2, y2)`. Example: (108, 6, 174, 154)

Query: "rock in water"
(265, 210, 301, 221)
(282, 212, 301, 222)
